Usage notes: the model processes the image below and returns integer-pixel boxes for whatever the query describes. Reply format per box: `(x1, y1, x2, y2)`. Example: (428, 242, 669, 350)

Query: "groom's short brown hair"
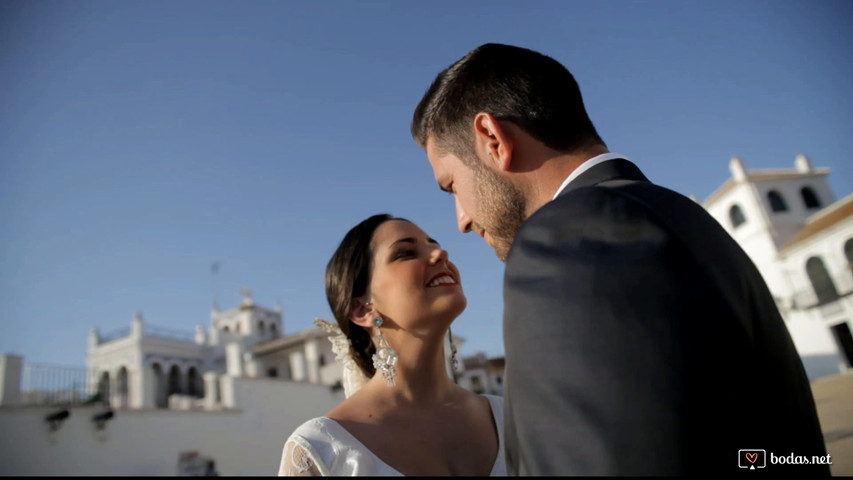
(411, 43, 605, 160)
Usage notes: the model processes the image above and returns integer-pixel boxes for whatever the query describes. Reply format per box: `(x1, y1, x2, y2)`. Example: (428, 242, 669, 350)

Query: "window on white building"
(117, 366, 129, 408)
(152, 363, 167, 408)
(806, 256, 839, 305)
(844, 238, 853, 273)
(729, 204, 746, 228)
(188, 367, 203, 398)
(98, 371, 110, 405)
(270, 323, 278, 338)
(471, 375, 484, 394)
(801, 187, 821, 209)
(168, 365, 182, 398)
(767, 190, 788, 212)
(830, 323, 853, 367)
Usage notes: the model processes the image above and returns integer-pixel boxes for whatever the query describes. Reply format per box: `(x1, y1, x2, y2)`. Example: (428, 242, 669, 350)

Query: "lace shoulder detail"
(314, 318, 369, 398)
(278, 435, 327, 476)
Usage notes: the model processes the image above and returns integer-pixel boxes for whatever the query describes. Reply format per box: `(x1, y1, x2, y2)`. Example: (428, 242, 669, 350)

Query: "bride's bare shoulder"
(325, 386, 379, 422)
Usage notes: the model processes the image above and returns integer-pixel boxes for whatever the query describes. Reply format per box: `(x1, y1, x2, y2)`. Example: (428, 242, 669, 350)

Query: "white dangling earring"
(371, 315, 398, 387)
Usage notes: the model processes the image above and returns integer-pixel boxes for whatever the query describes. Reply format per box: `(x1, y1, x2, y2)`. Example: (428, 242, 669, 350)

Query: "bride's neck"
(370, 340, 457, 405)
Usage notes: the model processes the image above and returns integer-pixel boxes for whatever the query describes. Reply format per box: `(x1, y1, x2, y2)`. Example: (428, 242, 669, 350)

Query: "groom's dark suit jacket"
(502, 159, 829, 475)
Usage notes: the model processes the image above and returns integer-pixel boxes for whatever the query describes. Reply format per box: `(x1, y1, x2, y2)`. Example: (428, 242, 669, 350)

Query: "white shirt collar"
(552, 153, 630, 199)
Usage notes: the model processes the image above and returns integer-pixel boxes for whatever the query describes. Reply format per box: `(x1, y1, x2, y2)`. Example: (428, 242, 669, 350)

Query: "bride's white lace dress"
(278, 394, 506, 476)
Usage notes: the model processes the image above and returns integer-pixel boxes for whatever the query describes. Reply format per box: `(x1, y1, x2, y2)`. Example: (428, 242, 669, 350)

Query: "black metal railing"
(787, 289, 853, 312)
(97, 324, 196, 344)
(100, 326, 131, 343)
(144, 324, 195, 342)
(20, 363, 106, 407)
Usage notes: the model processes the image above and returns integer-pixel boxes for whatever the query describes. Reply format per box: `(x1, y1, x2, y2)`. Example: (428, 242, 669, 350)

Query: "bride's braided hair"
(325, 213, 410, 378)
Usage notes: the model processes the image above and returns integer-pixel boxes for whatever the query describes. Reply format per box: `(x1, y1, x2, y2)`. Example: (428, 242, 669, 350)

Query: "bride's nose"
(430, 247, 449, 265)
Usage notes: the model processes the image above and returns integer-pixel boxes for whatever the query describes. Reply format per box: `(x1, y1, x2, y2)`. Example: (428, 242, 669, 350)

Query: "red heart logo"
(745, 452, 758, 464)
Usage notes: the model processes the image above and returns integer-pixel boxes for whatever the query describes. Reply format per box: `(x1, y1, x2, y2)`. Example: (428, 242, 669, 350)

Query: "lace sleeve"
(278, 438, 324, 476)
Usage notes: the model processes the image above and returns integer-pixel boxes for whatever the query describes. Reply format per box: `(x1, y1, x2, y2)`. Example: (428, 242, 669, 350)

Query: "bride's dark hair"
(325, 213, 411, 378)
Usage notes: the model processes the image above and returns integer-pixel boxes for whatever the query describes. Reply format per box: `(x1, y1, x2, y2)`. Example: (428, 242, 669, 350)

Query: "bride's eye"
(394, 250, 416, 260)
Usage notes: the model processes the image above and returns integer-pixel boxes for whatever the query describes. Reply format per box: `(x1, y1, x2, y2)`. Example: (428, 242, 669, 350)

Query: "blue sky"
(2, 0, 851, 368)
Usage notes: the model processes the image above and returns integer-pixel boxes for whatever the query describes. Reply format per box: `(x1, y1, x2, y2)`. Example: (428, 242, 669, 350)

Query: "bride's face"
(366, 220, 466, 334)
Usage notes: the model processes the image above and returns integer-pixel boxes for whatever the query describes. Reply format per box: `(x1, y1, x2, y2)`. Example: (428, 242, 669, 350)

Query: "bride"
(278, 214, 505, 476)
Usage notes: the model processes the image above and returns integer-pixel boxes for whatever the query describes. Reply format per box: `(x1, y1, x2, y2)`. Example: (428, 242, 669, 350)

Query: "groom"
(411, 43, 829, 475)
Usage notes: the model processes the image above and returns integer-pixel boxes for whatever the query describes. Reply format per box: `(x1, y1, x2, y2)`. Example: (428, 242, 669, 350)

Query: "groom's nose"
(455, 196, 473, 233)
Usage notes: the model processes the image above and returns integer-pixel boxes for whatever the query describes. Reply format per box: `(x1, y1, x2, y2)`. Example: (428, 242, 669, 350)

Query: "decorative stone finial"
(240, 287, 254, 306)
(795, 152, 812, 173)
(730, 156, 748, 182)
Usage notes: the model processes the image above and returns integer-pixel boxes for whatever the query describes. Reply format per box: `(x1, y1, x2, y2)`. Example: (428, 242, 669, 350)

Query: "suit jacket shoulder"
(501, 166, 827, 475)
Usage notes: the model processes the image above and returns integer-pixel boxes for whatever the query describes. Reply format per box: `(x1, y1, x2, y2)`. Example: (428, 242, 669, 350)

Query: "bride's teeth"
(429, 275, 455, 287)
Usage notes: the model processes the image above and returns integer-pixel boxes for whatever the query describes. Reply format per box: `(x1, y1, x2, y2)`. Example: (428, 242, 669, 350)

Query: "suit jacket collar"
(556, 158, 649, 198)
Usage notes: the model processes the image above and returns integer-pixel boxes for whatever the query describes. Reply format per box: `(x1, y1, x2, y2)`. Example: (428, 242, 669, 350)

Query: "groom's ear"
(349, 298, 374, 328)
(473, 112, 514, 172)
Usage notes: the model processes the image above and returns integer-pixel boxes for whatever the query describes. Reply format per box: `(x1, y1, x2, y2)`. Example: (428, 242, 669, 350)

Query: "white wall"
(702, 165, 852, 381)
(752, 175, 833, 247)
(705, 183, 794, 296)
(781, 217, 853, 305)
(778, 216, 853, 378)
(0, 355, 22, 406)
(0, 377, 345, 476)
(784, 309, 846, 380)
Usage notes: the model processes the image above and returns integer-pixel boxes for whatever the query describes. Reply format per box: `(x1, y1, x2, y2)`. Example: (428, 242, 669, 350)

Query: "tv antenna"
(211, 262, 221, 310)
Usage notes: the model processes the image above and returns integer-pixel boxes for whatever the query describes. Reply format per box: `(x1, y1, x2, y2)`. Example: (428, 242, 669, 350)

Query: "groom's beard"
(472, 162, 527, 263)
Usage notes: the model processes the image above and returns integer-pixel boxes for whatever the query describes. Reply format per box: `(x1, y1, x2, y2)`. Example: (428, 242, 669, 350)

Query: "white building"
(0, 290, 477, 475)
(456, 352, 505, 396)
(81, 287, 465, 412)
(702, 153, 853, 380)
(83, 287, 344, 412)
